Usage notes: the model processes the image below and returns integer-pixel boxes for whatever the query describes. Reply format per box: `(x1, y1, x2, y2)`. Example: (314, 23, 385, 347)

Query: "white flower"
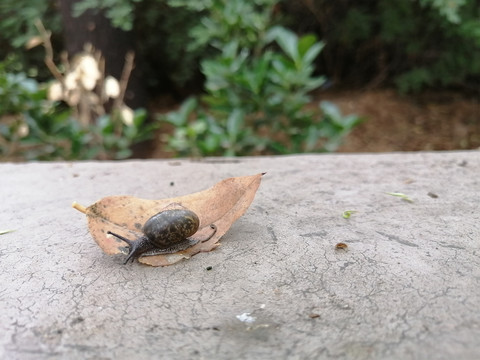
(104, 76, 120, 98)
(17, 123, 29, 137)
(64, 71, 79, 91)
(77, 55, 100, 79)
(77, 55, 100, 90)
(48, 81, 63, 101)
(65, 89, 81, 106)
(120, 105, 134, 126)
(81, 75, 97, 91)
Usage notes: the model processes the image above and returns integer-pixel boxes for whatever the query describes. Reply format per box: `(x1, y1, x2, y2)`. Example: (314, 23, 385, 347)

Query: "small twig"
(34, 19, 64, 84)
(72, 201, 87, 214)
(60, 50, 70, 74)
(111, 51, 136, 135)
(113, 51, 135, 111)
(98, 54, 107, 105)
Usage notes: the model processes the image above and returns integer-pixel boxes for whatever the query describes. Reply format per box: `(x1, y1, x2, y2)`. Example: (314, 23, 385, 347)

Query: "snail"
(107, 207, 217, 264)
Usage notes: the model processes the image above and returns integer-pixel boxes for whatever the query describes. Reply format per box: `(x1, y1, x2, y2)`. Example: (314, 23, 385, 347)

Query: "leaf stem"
(72, 201, 87, 214)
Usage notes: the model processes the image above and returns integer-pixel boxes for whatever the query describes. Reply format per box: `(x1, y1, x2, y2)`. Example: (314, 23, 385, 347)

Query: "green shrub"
(292, 0, 480, 92)
(0, 65, 81, 160)
(62, 0, 480, 93)
(0, 0, 61, 79)
(394, 0, 480, 92)
(2, 0, 478, 94)
(161, 0, 362, 156)
(72, 0, 142, 31)
(0, 62, 153, 161)
(0, 0, 60, 48)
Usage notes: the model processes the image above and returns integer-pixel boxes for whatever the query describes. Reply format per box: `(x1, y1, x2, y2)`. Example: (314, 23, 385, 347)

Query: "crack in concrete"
(376, 231, 419, 247)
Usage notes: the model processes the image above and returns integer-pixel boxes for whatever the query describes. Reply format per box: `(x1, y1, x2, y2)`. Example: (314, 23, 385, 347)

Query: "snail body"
(107, 208, 216, 264)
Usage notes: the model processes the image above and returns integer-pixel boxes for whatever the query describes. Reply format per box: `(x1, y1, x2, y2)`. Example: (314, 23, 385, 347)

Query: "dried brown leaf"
(74, 173, 264, 266)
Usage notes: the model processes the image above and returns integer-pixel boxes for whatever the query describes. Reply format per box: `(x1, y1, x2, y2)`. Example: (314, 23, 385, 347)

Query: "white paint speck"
(236, 312, 256, 323)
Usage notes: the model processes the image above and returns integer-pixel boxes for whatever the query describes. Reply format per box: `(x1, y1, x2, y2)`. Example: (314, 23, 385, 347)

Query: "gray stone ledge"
(1, 151, 479, 360)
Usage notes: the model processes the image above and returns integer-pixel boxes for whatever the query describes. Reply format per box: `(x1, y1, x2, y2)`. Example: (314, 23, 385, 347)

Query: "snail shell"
(143, 209, 199, 248)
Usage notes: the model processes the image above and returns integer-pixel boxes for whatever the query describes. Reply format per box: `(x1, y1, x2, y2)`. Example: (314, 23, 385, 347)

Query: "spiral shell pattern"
(143, 209, 200, 248)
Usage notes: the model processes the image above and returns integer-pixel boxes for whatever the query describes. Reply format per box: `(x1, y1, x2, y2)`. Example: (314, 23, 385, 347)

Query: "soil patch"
(323, 89, 480, 153)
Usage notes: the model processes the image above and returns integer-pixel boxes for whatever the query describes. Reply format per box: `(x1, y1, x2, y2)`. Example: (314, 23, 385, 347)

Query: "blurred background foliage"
(0, 0, 478, 160)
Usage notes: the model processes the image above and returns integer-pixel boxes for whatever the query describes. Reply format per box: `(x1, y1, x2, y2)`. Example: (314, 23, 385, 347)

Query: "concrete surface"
(1, 151, 479, 360)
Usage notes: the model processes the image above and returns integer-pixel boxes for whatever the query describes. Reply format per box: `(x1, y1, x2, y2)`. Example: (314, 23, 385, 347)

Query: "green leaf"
(164, 97, 198, 126)
(226, 109, 244, 138)
(267, 26, 299, 62)
(342, 210, 358, 219)
(302, 42, 325, 66)
(188, 120, 207, 136)
(386, 192, 414, 203)
(303, 76, 326, 92)
(320, 101, 342, 121)
(304, 125, 319, 151)
(298, 34, 317, 57)
(0, 229, 15, 235)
